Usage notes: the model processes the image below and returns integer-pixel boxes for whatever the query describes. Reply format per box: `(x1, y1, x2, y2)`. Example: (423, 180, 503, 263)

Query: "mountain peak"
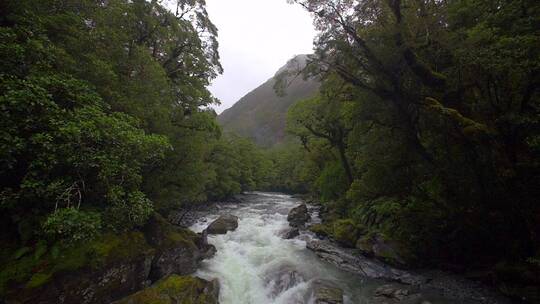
(218, 55, 319, 147)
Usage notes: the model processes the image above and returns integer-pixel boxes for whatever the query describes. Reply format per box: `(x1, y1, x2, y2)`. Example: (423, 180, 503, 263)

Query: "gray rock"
(312, 280, 343, 304)
(287, 204, 311, 227)
(372, 284, 423, 304)
(206, 214, 239, 234)
(306, 239, 425, 285)
(281, 227, 300, 239)
(264, 265, 304, 297)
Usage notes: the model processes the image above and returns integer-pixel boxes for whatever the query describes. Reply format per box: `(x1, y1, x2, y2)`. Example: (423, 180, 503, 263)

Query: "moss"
(355, 235, 374, 254)
(332, 219, 360, 248)
(144, 213, 198, 249)
(25, 273, 52, 289)
(1, 231, 154, 296)
(115, 275, 218, 304)
(309, 223, 333, 238)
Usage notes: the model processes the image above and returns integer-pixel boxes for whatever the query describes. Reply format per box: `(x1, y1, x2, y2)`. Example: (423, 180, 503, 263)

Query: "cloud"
(204, 0, 315, 114)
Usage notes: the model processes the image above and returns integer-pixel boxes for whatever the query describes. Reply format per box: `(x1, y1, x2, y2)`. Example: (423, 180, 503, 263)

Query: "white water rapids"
(190, 192, 466, 304)
(190, 192, 380, 304)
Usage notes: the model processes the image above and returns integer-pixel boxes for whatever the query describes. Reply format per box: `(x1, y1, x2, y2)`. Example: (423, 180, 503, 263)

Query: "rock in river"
(287, 203, 311, 227)
(312, 280, 344, 304)
(372, 284, 424, 304)
(113, 274, 219, 304)
(206, 214, 239, 234)
(280, 227, 300, 239)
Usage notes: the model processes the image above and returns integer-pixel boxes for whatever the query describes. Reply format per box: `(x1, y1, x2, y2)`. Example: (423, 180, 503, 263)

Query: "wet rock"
(206, 214, 239, 234)
(196, 229, 217, 260)
(265, 265, 304, 297)
(356, 233, 410, 267)
(281, 227, 300, 239)
(308, 223, 332, 238)
(113, 275, 219, 304)
(372, 284, 423, 303)
(287, 204, 311, 227)
(4, 232, 156, 304)
(143, 214, 211, 281)
(306, 239, 425, 285)
(312, 280, 343, 304)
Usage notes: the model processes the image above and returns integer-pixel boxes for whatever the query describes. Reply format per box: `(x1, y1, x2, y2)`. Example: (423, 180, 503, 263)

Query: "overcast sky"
(204, 0, 316, 114)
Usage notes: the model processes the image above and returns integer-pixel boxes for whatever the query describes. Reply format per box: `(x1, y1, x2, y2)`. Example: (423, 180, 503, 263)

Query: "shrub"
(43, 208, 101, 244)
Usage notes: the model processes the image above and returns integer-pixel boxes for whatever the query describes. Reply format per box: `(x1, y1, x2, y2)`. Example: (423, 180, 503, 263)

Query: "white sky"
(204, 0, 316, 114)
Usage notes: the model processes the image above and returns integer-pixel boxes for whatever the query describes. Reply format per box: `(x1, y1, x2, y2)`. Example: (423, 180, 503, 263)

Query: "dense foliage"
(279, 0, 539, 284)
(0, 0, 268, 267)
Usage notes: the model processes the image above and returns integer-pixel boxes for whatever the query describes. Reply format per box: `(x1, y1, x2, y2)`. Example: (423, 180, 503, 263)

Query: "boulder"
(4, 214, 217, 304)
(307, 239, 425, 285)
(332, 219, 361, 248)
(264, 265, 304, 297)
(372, 284, 423, 304)
(356, 233, 411, 267)
(287, 204, 310, 227)
(143, 214, 214, 281)
(4, 232, 156, 304)
(280, 228, 299, 239)
(206, 214, 239, 234)
(312, 280, 343, 304)
(113, 275, 219, 304)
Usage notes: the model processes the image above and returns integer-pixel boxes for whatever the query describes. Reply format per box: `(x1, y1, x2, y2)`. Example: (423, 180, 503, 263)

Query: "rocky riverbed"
(185, 192, 515, 304)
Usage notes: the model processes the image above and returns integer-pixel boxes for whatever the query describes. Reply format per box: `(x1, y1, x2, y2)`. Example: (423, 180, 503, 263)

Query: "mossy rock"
(494, 261, 540, 302)
(1, 231, 155, 299)
(143, 213, 198, 250)
(355, 235, 374, 255)
(308, 223, 333, 238)
(332, 219, 361, 248)
(114, 275, 219, 304)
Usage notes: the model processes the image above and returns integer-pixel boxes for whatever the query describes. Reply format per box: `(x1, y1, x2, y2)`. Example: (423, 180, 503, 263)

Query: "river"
(189, 192, 491, 304)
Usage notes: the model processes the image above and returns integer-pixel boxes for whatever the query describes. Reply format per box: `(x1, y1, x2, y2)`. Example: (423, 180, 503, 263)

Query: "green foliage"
(43, 208, 102, 244)
(283, 0, 540, 271)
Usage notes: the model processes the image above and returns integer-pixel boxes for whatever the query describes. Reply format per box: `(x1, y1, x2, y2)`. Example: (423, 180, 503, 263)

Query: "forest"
(0, 0, 539, 303)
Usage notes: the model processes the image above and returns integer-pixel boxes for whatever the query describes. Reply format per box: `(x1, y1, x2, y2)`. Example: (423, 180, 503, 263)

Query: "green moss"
(308, 223, 333, 238)
(144, 213, 198, 250)
(355, 235, 374, 254)
(115, 275, 218, 304)
(0, 231, 154, 296)
(26, 273, 52, 289)
(332, 219, 361, 248)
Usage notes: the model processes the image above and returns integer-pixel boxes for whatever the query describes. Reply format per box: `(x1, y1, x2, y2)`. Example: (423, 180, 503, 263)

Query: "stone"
(312, 280, 343, 304)
(281, 227, 300, 239)
(287, 204, 311, 227)
(143, 214, 211, 281)
(113, 275, 219, 304)
(372, 284, 422, 304)
(206, 214, 239, 234)
(306, 239, 426, 285)
(264, 265, 304, 297)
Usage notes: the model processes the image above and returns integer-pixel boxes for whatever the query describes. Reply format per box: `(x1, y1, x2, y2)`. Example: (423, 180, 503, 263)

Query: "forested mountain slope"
(218, 55, 319, 147)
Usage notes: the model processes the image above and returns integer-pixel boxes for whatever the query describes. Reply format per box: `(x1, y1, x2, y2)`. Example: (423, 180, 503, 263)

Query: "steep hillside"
(218, 55, 319, 147)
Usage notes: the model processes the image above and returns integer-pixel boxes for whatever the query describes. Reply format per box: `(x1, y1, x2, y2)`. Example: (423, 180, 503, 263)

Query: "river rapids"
(189, 192, 483, 304)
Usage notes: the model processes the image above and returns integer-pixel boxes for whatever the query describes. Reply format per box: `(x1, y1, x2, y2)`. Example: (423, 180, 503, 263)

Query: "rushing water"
(189, 192, 474, 304)
(190, 192, 383, 304)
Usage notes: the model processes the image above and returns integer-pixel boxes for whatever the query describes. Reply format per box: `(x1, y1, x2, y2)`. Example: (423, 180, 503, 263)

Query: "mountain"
(218, 55, 320, 147)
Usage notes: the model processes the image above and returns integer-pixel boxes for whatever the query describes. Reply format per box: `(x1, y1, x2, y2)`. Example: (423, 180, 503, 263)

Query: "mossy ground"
(309, 218, 362, 248)
(114, 275, 218, 304)
(0, 231, 154, 296)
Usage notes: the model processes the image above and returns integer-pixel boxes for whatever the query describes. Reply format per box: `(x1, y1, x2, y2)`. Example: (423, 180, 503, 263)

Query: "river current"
(189, 192, 475, 304)
(190, 192, 386, 304)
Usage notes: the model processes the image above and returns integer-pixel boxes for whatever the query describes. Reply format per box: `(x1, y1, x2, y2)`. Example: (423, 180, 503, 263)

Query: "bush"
(105, 190, 154, 231)
(43, 208, 101, 244)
